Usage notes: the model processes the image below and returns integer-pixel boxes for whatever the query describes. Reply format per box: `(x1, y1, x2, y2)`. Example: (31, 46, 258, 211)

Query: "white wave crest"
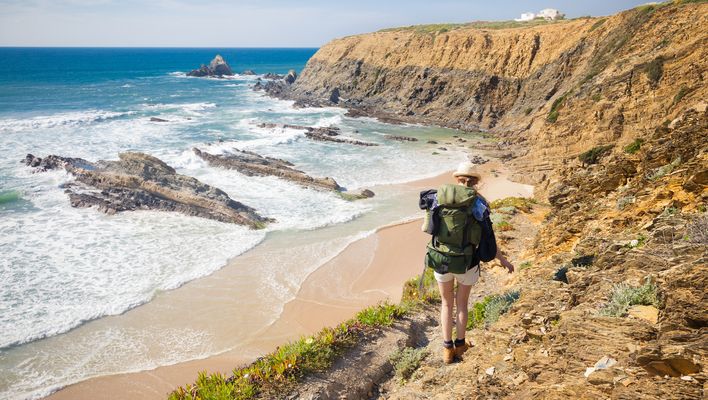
(0, 110, 134, 132)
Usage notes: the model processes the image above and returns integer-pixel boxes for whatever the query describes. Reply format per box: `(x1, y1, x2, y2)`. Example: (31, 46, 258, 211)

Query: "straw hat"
(452, 161, 482, 179)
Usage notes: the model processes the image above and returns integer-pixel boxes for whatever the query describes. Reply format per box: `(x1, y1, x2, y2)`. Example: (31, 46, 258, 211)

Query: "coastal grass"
(599, 279, 661, 317)
(378, 18, 569, 35)
(467, 290, 521, 329)
(389, 347, 429, 382)
(170, 269, 440, 400)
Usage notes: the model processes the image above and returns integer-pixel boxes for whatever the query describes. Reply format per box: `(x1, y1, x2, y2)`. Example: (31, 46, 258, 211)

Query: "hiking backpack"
(419, 184, 497, 274)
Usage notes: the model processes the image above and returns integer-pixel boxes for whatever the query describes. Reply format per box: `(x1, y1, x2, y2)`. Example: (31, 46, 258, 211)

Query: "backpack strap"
(461, 204, 474, 249)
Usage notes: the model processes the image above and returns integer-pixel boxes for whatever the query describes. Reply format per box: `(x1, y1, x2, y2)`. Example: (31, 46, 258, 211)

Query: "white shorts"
(434, 266, 480, 286)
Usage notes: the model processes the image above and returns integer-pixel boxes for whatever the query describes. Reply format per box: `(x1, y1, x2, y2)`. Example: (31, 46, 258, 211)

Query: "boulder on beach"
(23, 152, 271, 228)
(187, 55, 234, 77)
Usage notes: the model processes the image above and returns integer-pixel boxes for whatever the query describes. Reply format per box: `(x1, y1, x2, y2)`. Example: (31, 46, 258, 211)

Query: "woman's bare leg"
(437, 280, 455, 341)
(455, 283, 473, 340)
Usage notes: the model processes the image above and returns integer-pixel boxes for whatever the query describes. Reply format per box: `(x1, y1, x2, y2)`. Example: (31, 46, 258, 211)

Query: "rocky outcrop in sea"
(23, 152, 271, 228)
(257, 123, 378, 147)
(187, 55, 234, 77)
(192, 147, 374, 199)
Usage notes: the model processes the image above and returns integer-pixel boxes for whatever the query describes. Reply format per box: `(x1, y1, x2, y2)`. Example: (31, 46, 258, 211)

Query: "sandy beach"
(47, 161, 533, 400)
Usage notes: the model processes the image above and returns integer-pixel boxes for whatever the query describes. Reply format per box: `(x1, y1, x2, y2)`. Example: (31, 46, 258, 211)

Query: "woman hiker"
(427, 161, 514, 364)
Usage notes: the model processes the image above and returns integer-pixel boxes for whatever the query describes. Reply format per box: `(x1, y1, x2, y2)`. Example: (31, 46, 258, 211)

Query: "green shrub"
(467, 290, 521, 329)
(599, 279, 660, 317)
(624, 138, 644, 154)
(591, 93, 602, 102)
(389, 347, 429, 382)
(644, 57, 664, 84)
(519, 261, 533, 270)
(578, 145, 613, 164)
(356, 302, 404, 327)
(524, 107, 533, 115)
(403, 267, 440, 303)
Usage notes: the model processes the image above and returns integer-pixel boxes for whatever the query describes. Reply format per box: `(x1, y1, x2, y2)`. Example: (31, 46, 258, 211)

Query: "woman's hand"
(499, 258, 514, 273)
(495, 249, 514, 273)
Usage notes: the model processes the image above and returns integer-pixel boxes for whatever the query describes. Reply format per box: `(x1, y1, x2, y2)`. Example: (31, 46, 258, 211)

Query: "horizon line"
(0, 46, 321, 49)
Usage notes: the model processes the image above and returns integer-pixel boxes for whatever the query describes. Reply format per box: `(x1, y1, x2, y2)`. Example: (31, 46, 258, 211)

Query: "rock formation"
(384, 135, 418, 142)
(23, 152, 271, 228)
(193, 147, 341, 191)
(256, 123, 378, 146)
(187, 55, 234, 77)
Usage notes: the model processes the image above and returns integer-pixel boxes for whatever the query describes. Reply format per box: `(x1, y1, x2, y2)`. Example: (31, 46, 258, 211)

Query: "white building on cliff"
(515, 12, 536, 22)
(538, 8, 564, 20)
(515, 8, 565, 22)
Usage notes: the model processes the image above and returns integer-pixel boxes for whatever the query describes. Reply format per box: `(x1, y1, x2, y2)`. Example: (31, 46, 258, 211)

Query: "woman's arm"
(496, 248, 514, 273)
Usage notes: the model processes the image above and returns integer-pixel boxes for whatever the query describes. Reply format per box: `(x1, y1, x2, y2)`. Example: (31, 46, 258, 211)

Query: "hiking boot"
(454, 339, 470, 359)
(443, 346, 455, 364)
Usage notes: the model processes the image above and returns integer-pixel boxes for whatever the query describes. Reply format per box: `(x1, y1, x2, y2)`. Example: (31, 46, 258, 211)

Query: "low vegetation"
(490, 197, 535, 213)
(599, 279, 661, 317)
(467, 290, 521, 329)
(546, 91, 571, 123)
(493, 220, 513, 231)
(647, 156, 681, 180)
(170, 264, 445, 400)
(578, 145, 613, 165)
(389, 347, 429, 382)
(624, 138, 644, 154)
(644, 57, 664, 85)
(672, 85, 690, 105)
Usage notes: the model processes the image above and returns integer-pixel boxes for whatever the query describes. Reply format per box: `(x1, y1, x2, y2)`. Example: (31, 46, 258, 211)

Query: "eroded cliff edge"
(275, 2, 706, 196)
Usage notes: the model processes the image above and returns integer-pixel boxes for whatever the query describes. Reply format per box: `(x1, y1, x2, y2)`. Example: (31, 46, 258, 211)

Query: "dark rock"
(24, 152, 270, 228)
(284, 69, 297, 84)
(242, 69, 256, 75)
(193, 147, 341, 192)
(468, 155, 489, 164)
(438, 147, 448, 151)
(329, 88, 341, 104)
(359, 189, 375, 198)
(262, 73, 284, 80)
(257, 123, 378, 147)
(385, 135, 418, 142)
(187, 55, 234, 77)
(150, 117, 169, 122)
(427, 140, 438, 144)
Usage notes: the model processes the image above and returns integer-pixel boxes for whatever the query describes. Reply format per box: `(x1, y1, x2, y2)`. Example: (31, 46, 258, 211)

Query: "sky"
(0, 0, 658, 47)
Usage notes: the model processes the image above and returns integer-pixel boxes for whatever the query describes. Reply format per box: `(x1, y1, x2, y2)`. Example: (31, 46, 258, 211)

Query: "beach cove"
(45, 162, 533, 400)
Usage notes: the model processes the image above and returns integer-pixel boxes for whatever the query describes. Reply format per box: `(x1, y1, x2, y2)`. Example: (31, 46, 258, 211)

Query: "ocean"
(0, 48, 469, 399)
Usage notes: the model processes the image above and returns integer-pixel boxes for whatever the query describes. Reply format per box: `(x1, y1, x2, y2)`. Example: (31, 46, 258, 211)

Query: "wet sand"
(47, 162, 533, 399)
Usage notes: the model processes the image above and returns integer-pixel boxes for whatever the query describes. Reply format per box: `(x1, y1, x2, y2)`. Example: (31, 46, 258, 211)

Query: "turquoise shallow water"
(0, 48, 469, 399)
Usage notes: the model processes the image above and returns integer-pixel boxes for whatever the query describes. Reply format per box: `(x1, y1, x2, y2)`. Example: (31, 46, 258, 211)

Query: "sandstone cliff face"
(284, 2, 707, 192)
